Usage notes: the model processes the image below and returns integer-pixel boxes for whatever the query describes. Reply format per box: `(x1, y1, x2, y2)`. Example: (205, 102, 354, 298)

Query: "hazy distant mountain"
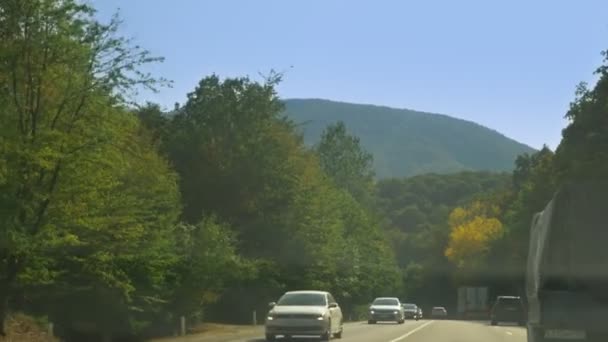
(283, 99, 536, 178)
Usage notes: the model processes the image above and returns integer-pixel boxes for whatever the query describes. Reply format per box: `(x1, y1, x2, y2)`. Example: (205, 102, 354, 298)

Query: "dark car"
(490, 296, 525, 326)
(401, 303, 420, 320)
(430, 307, 447, 319)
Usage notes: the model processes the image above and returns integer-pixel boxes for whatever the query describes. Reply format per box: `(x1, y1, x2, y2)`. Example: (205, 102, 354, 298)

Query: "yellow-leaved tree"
(445, 201, 504, 270)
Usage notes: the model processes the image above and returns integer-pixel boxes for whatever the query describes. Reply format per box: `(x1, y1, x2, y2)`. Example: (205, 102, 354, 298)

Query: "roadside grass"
(0, 313, 57, 342)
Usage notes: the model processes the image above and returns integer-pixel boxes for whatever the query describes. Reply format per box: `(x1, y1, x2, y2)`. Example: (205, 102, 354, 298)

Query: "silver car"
(265, 290, 343, 341)
(368, 297, 405, 324)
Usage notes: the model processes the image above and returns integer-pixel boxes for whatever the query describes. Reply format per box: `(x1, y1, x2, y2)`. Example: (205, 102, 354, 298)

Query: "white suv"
(265, 290, 343, 341)
(368, 297, 405, 324)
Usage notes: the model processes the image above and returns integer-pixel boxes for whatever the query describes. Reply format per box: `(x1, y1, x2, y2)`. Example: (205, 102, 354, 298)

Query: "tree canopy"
(2, 1, 608, 340)
(316, 121, 375, 203)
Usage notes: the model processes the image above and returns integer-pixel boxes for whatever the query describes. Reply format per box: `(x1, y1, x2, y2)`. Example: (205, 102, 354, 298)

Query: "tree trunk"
(101, 331, 112, 342)
(0, 255, 20, 336)
(0, 279, 9, 336)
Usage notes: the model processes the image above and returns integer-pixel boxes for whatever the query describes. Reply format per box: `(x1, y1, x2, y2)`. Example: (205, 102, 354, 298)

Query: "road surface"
(225, 320, 527, 342)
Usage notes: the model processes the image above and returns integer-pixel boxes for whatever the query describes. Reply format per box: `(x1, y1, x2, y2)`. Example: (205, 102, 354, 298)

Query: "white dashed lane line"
(388, 320, 435, 342)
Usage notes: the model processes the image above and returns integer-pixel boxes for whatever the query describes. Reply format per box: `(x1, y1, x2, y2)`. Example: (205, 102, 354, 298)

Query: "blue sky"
(92, 0, 608, 149)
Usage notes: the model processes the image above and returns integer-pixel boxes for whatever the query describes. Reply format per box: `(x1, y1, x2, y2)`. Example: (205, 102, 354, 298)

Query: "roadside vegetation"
(1, 1, 607, 341)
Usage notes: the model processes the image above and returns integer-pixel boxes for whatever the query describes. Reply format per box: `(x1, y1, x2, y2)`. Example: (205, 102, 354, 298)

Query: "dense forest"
(1, 1, 607, 341)
(283, 99, 535, 178)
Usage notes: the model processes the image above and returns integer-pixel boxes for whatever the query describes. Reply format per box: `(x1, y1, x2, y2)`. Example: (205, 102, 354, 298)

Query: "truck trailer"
(526, 182, 608, 341)
(457, 286, 489, 320)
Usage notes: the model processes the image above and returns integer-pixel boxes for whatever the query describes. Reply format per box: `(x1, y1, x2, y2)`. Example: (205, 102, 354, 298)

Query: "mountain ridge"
(282, 98, 536, 178)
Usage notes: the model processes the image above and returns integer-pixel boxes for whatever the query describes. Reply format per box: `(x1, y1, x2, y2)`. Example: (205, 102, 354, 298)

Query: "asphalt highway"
(236, 319, 526, 342)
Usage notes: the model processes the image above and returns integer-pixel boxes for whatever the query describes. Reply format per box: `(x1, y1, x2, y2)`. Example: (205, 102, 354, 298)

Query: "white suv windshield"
(277, 293, 326, 306)
(373, 298, 399, 306)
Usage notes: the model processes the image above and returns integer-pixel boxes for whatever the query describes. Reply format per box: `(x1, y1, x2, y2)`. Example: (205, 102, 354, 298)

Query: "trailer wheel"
(527, 325, 546, 342)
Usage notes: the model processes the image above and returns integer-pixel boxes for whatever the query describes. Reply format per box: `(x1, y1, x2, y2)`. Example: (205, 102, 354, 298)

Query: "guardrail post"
(47, 322, 54, 337)
(180, 316, 186, 336)
(253, 310, 257, 325)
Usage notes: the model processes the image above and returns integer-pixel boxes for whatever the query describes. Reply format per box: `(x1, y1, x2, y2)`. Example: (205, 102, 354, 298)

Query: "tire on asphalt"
(333, 326, 343, 339)
(320, 320, 331, 341)
(490, 320, 497, 326)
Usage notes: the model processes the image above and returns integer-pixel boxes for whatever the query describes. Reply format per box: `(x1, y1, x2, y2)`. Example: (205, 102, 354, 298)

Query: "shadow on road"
(464, 320, 526, 328)
(490, 323, 525, 327)
(245, 338, 324, 342)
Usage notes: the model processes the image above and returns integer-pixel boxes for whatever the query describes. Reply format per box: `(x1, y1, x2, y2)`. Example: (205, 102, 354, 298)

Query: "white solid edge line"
(506, 331, 513, 335)
(388, 320, 435, 342)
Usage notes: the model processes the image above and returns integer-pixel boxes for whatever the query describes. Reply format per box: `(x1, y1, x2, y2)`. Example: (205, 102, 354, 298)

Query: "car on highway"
(368, 297, 405, 324)
(265, 290, 343, 341)
(490, 296, 525, 326)
(417, 307, 423, 319)
(401, 303, 420, 320)
(430, 306, 448, 319)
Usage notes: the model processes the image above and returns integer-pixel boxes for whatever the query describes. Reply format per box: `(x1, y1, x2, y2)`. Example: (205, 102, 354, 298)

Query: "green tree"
(167, 218, 253, 325)
(0, 0, 172, 336)
(374, 172, 510, 307)
(160, 75, 403, 322)
(503, 148, 555, 276)
(38, 116, 181, 337)
(136, 102, 171, 148)
(166, 75, 288, 229)
(163, 75, 346, 321)
(316, 121, 375, 203)
(314, 122, 402, 307)
(330, 190, 401, 312)
(555, 50, 608, 182)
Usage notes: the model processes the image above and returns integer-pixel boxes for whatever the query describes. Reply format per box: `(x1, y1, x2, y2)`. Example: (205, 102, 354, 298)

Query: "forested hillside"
(375, 172, 511, 309)
(284, 99, 536, 178)
(1, 1, 607, 341)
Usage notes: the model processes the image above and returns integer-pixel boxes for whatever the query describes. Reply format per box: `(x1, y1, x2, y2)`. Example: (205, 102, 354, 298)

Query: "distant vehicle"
(265, 290, 343, 341)
(431, 307, 448, 319)
(401, 303, 420, 320)
(368, 297, 405, 324)
(457, 286, 489, 319)
(526, 183, 608, 342)
(490, 296, 525, 326)
(417, 307, 423, 319)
